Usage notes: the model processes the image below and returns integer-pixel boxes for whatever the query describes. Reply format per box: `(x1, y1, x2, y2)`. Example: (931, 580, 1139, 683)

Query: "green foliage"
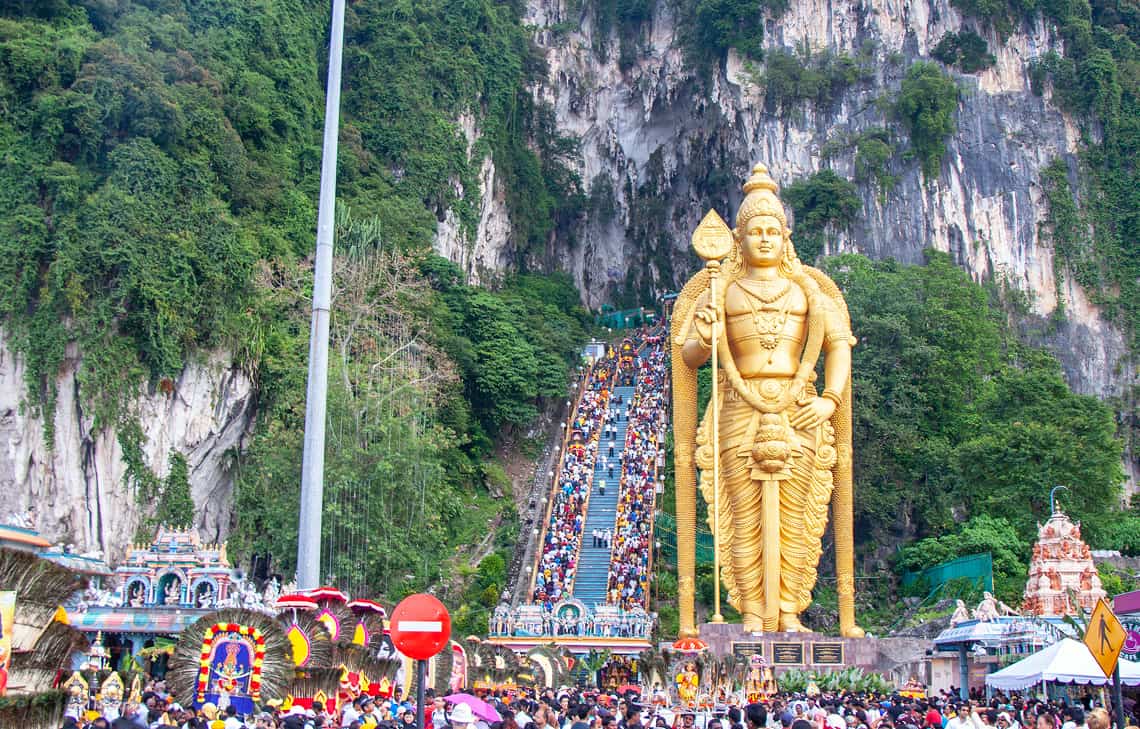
(932, 30, 996, 72)
(782, 169, 862, 261)
(895, 515, 1030, 603)
(680, 0, 786, 62)
(1085, 511, 1140, 555)
(777, 667, 893, 694)
(0, 0, 584, 445)
(232, 229, 586, 595)
(155, 452, 194, 530)
(853, 128, 900, 195)
(747, 43, 876, 112)
(1097, 562, 1140, 595)
(893, 62, 961, 178)
(423, 256, 589, 433)
(824, 253, 1125, 549)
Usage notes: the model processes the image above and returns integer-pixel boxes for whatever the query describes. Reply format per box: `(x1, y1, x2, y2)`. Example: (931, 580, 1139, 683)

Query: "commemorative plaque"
(812, 642, 845, 665)
(732, 642, 766, 659)
(771, 642, 805, 665)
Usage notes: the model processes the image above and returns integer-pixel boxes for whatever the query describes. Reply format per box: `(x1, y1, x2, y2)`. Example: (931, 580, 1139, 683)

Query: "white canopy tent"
(986, 638, 1140, 690)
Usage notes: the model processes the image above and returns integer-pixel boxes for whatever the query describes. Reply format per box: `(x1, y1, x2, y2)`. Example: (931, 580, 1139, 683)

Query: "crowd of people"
(55, 665, 1139, 729)
(533, 355, 616, 603)
(605, 334, 667, 610)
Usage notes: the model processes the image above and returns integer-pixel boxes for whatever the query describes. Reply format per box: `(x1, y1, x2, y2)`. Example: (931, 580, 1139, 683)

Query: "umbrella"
(445, 693, 503, 723)
(277, 594, 318, 610)
(671, 637, 708, 653)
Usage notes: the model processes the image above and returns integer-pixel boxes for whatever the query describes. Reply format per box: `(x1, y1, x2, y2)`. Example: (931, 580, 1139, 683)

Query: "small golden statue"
(675, 661, 699, 706)
(672, 163, 862, 636)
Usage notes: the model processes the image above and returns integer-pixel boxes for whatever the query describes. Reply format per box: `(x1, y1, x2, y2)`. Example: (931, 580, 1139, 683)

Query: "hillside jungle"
(0, 0, 1137, 636)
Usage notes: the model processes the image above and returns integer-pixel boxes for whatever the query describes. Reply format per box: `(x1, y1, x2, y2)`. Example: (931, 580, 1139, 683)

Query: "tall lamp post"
(296, 0, 346, 590)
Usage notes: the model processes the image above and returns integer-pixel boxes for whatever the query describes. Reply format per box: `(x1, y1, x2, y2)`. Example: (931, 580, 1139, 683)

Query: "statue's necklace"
(737, 277, 791, 303)
(740, 279, 793, 358)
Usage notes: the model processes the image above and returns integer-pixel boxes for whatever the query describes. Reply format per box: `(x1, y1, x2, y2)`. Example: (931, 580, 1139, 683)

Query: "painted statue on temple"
(950, 600, 971, 625)
(163, 578, 182, 605)
(672, 163, 861, 636)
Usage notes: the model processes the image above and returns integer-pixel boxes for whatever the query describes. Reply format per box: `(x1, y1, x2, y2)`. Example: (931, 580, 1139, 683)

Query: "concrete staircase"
(570, 385, 635, 607)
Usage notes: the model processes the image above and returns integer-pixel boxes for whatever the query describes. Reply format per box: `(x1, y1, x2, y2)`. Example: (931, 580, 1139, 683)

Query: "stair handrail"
(528, 359, 595, 601)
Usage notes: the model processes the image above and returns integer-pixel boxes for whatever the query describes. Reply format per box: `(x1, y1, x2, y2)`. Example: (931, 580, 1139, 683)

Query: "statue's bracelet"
(821, 389, 843, 406)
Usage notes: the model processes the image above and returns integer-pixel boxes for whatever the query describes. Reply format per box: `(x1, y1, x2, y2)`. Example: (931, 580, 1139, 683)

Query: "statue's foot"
(742, 614, 764, 633)
(779, 613, 812, 632)
(840, 624, 866, 638)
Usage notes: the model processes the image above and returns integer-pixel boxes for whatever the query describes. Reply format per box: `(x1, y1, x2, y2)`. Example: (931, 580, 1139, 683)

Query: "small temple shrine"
(69, 526, 241, 670)
(115, 525, 234, 609)
(1021, 509, 1106, 616)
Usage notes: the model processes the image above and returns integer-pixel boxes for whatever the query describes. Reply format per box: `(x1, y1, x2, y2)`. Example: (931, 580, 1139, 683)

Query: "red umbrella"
(348, 599, 386, 616)
(277, 594, 318, 610)
(305, 586, 348, 603)
(671, 637, 708, 653)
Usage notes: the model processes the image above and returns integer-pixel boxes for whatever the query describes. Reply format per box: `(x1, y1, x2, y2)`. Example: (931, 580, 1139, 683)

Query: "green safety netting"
(901, 552, 994, 593)
(654, 511, 716, 564)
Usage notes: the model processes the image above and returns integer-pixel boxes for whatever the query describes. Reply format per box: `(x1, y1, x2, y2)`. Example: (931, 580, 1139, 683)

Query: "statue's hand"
(692, 304, 717, 346)
(790, 396, 836, 430)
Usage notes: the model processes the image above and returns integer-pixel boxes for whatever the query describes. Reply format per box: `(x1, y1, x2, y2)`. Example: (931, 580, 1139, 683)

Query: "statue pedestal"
(697, 622, 928, 678)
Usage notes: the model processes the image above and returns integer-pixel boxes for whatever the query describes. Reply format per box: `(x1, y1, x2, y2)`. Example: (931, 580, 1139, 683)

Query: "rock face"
(432, 0, 1134, 488)
(0, 333, 256, 562)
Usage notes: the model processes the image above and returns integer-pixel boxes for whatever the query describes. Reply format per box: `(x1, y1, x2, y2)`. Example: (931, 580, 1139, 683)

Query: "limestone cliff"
(432, 0, 1135, 487)
(0, 334, 256, 562)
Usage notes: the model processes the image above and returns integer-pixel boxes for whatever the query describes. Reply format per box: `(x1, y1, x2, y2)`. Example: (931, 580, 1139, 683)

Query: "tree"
(894, 63, 960, 178)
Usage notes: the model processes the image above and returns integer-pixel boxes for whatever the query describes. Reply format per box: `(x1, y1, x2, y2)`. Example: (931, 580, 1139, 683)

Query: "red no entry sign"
(389, 593, 451, 660)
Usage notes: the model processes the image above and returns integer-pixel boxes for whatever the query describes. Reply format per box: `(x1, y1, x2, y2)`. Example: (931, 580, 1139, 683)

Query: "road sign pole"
(417, 659, 427, 729)
(1113, 663, 1124, 729)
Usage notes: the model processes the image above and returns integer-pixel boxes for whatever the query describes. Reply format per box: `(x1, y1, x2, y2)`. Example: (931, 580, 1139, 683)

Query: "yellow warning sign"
(1085, 597, 1126, 679)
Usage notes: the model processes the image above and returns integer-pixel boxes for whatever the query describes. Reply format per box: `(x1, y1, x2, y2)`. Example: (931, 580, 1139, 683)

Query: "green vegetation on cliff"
(0, 0, 587, 593)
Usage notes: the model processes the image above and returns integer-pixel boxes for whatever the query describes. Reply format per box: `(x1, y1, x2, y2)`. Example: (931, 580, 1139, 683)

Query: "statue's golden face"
(740, 214, 785, 267)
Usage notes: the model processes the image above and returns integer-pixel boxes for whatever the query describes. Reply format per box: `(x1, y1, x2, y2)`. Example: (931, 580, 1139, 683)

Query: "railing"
(527, 363, 594, 601)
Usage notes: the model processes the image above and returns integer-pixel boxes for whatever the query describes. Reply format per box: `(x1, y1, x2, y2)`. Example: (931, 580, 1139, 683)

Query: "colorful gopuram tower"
(1021, 509, 1107, 616)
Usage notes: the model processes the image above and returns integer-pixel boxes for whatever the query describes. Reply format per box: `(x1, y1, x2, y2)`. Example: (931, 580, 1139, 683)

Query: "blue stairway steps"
(571, 385, 636, 607)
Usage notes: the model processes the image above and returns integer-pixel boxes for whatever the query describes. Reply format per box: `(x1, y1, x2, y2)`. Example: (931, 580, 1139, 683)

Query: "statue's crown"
(743, 163, 780, 196)
(736, 163, 787, 229)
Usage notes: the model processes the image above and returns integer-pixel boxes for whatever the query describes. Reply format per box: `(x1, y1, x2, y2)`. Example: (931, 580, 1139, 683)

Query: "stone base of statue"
(698, 622, 928, 677)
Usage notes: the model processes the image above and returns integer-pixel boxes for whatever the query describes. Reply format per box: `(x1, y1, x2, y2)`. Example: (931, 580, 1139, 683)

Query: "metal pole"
(296, 0, 346, 590)
(417, 660, 427, 729)
(1113, 663, 1124, 729)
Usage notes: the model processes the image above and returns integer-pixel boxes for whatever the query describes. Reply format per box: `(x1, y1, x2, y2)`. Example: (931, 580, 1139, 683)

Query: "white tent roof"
(986, 638, 1140, 690)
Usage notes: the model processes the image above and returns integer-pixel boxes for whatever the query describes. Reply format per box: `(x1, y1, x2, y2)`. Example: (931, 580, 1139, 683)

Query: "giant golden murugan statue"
(671, 163, 862, 637)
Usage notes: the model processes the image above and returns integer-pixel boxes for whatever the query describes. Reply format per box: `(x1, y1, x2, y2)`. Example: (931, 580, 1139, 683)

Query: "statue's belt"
(721, 376, 807, 404)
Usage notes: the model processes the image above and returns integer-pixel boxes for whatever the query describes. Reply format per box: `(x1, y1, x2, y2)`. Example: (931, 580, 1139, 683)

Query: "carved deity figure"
(676, 662, 699, 706)
(197, 585, 216, 608)
(673, 164, 861, 635)
(973, 591, 1000, 622)
(950, 599, 971, 625)
(163, 578, 181, 605)
(128, 584, 145, 607)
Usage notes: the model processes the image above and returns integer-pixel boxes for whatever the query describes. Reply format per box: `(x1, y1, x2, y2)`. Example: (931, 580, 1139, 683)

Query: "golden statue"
(675, 661, 699, 706)
(671, 163, 862, 636)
